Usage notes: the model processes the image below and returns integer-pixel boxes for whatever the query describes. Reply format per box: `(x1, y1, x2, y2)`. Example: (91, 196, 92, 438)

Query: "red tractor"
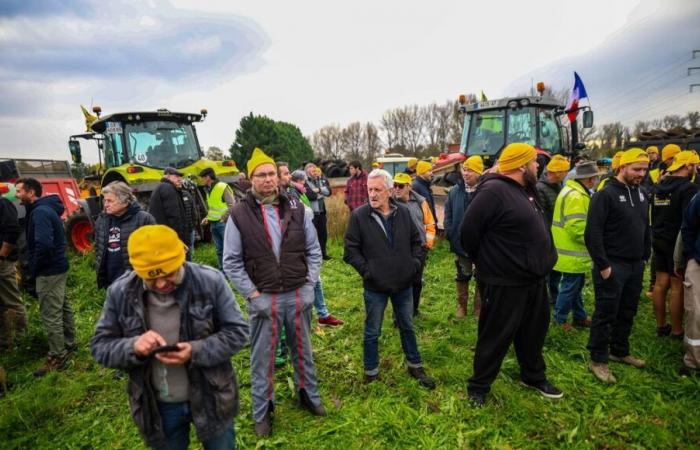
(0, 158, 94, 254)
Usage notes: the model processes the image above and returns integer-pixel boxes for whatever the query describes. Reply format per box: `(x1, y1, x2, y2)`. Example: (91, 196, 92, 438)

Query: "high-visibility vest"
(649, 168, 661, 184)
(206, 181, 232, 221)
(552, 179, 592, 274)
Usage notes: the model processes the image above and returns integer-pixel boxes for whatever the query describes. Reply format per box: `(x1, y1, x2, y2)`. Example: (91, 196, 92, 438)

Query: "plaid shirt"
(344, 171, 368, 211)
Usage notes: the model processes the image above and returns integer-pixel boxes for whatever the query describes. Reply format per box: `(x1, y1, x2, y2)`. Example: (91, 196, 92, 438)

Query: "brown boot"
(33, 353, 70, 378)
(456, 281, 469, 318)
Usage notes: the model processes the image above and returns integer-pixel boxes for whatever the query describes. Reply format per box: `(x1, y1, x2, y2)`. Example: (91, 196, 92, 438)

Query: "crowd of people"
(1, 142, 699, 448)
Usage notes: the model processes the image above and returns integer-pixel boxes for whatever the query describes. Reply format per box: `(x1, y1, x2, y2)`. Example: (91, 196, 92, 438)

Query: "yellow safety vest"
(649, 168, 660, 184)
(552, 180, 592, 274)
(206, 181, 232, 221)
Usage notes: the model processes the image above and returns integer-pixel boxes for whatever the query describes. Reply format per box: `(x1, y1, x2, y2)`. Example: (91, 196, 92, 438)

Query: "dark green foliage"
(230, 113, 314, 171)
(1, 240, 699, 449)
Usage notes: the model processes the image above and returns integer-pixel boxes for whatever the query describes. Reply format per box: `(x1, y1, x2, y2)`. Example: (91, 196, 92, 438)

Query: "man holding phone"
(91, 225, 249, 449)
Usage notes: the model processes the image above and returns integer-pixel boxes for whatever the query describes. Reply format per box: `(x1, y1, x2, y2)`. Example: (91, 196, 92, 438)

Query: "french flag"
(566, 72, 588, 123)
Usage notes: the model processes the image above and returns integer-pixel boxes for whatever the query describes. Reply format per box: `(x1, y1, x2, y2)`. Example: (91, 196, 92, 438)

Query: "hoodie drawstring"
(626, 185, 635, 207)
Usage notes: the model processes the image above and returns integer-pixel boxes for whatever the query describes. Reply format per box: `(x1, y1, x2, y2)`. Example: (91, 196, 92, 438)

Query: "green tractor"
(66, 106, 242, 253)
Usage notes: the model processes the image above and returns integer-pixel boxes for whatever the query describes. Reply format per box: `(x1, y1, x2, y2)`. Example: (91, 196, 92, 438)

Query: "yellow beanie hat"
(463, 155, 484, 175)
(393, 172, 412, 184)
(661, 144, 681, 163)
(611, 151, 624, 170)
(416, 160, 432, 176)
(546, 155, 570, 173)
(128, 225, 186, 279)
(498, 143, 537, 172)
(646, 146, 659, 155)
(247, 147, 276, 177)
(667, 150, 698, 172)
(407, 158, 418, 169)
(619, 148, 650, 167)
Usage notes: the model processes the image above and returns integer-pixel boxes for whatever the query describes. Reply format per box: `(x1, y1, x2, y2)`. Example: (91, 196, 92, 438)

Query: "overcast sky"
(1, 0, 699, 163)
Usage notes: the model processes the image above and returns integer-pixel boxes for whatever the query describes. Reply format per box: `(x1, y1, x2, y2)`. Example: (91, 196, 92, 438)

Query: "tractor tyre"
(65, 210, 94, 254)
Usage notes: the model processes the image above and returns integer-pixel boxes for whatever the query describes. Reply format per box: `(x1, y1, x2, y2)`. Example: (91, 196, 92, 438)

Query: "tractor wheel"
(65, 210, 94, 254)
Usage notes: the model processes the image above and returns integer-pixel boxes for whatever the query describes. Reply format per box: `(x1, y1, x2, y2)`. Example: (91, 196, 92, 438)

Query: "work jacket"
(552, 179, 592, 274)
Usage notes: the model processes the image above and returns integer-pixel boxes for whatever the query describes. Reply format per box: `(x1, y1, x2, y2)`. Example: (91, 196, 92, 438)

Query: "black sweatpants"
(587, 259, 644, 363)
(468, 279, 550, 395)
(313, 212, 328, 258)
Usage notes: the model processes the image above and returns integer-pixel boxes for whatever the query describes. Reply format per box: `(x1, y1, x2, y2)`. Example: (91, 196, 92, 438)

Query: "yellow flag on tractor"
(81, 104, 98, 131)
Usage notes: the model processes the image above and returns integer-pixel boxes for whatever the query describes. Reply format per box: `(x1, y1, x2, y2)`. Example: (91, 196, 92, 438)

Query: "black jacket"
(460, 174, 556, 286)
(148, 179, 190, 244)
(344, 200, 423, 294)
(94, 203, 155, 289)
(412, 176, 437, 223)
(585, 177, 651, 269)
(0, 198, 20, 261)
(651, 175, 698, 247)
(535, 179, 561, 227)
(443, 179, 472, 257)
(25, 195, 68, 277)
(90, 263, 249, 448)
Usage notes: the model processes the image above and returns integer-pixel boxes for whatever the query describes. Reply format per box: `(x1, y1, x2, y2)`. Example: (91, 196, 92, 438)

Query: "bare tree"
(687, 111, 700, 128)
(364, 122, 381, 163)
(662, 114, 686, 129)
(633, 120, 651, 138)
(205, 146, 225, 160)
(380, 108, 404, 151)
(341, 122, 365, 162)
(311, 124, 343, 160)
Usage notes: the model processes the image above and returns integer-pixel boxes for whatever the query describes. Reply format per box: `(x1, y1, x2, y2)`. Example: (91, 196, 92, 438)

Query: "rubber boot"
(456, 281, 469, 318)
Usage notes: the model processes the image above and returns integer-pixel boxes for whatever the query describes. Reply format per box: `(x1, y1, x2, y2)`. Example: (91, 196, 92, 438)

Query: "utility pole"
(690, 50, 700, 93)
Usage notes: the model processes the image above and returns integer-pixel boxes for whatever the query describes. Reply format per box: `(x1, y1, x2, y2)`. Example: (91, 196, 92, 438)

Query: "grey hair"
(102, 181, 136, 205)
(291, 170, 307, 182)
(368, 168, 393, 190)
(304, 163, 317, 172)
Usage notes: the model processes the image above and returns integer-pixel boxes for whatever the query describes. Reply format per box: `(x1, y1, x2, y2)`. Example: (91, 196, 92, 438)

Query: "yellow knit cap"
(393, 172, 412, 184)
(619, 148, 650, 167)
(407, 158, 418, 169)
(667, 150, 699, 172)
(611, 151, 624, 170)
(416, 160, 432, 176)
(646, 146, 659, 155)
(372, 161, 381, 168)
(498, 143, 537, 172)
(463, 155, 484, 175)
(247, 147, 276, 177)
(128, 225, 186, 280)
(661, 144, 681, 163)
(546, 155, 570, 173)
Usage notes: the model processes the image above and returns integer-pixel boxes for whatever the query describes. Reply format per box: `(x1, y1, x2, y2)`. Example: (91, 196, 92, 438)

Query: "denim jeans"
(314, 279, 330, 319)
(153, 402, 235, 450)
(210, 220, 227, 269)
(553, 273, 588, 324)
(363, 287, 422, 376)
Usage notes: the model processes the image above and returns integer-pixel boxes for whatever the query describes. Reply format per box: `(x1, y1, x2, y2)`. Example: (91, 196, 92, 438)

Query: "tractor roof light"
(536, 82, 545, 94)
(519, 98, 530, 107)
(458, 94, 467, 105)
(92, 105, 102, 117)
(508, 100, 518, 108)
(222, 160, 235, 167)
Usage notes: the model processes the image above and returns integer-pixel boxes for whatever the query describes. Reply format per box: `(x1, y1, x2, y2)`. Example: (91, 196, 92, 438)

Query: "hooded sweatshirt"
(25, 194, 68, 277)
(651, 175, 698, 247)
(584, 177, 651, 270)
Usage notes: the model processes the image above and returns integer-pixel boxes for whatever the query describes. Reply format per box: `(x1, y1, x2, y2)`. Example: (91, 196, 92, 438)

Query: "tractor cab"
(458, 93, 593, 170)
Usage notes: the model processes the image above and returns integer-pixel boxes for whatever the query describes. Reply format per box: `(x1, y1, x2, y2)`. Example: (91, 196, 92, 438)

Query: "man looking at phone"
(91, 225, 249, 449)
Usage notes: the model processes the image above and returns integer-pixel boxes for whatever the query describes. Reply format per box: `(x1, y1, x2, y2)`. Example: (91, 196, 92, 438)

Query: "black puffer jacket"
(148, 179, 189, 244)
(94, 203, 155, 289)
(535, 179, 561, 227)
(90, 263, 249, 448)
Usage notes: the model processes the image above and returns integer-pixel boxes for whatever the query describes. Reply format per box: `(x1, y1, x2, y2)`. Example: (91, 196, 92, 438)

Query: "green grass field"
(1, 239, 698, 449)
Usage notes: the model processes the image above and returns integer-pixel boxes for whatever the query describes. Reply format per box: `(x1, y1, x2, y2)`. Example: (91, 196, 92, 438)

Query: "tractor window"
(506, 108, 536, 146)
(104, 134, 126, 168)
(124, 121, 200, 169)
(467, 110, 505, 155)
(538, 108, 563, 153)
(460, 114, 471, 153)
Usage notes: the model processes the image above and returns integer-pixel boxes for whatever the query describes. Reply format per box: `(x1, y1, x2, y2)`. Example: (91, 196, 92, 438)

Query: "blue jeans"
(153, 402, 235, 450)
(314, 279, 330, 319)
(554, 273, 587, 324)
(363, 287, 422, 375)
(210, 220, 226, 269)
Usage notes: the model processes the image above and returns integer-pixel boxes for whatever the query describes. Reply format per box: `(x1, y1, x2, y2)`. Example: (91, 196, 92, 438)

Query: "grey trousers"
(247, 284, 321, 422)
(0, 259, 28, 346)
(36, 272, 76, 357)
(683, 259, 700, 369)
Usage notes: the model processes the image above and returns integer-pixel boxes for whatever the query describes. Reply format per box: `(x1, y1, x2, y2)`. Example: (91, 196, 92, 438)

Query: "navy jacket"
(443, 179, 472, 257)
(25, 195, 68, 277)
(681, 192, 700, 263)
(412, 176, 436, 223)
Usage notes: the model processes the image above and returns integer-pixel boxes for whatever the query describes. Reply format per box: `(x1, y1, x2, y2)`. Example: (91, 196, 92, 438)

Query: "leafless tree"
(687, 111, 700, 128)
(364, 122, 381, 163)
(341, 122, 365, 162)
(662, 114, 686, 129)
(205, 146, 225, 161)
(311, 124, 344, 160)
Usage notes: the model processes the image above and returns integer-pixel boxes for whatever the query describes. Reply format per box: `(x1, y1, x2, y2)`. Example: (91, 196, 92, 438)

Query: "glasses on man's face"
(393, 183, 407, 190)
(253, 171, 277, 179)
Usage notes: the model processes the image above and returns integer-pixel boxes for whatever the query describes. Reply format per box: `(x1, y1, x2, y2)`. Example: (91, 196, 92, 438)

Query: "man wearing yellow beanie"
(404, 157, 419, 177)
(460, 143, 562, 405)
(596, 151, 624, 192)
(585, 148, 650, 383)
(536, 154, 571, 304)
(224, 147, 327, 436)
(412, 160, 437, 223)
(650, 150, 699, 340)
(91, 224, 249, 449)
(444, 155, 483, 318)
(649, 144, 682, 184)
